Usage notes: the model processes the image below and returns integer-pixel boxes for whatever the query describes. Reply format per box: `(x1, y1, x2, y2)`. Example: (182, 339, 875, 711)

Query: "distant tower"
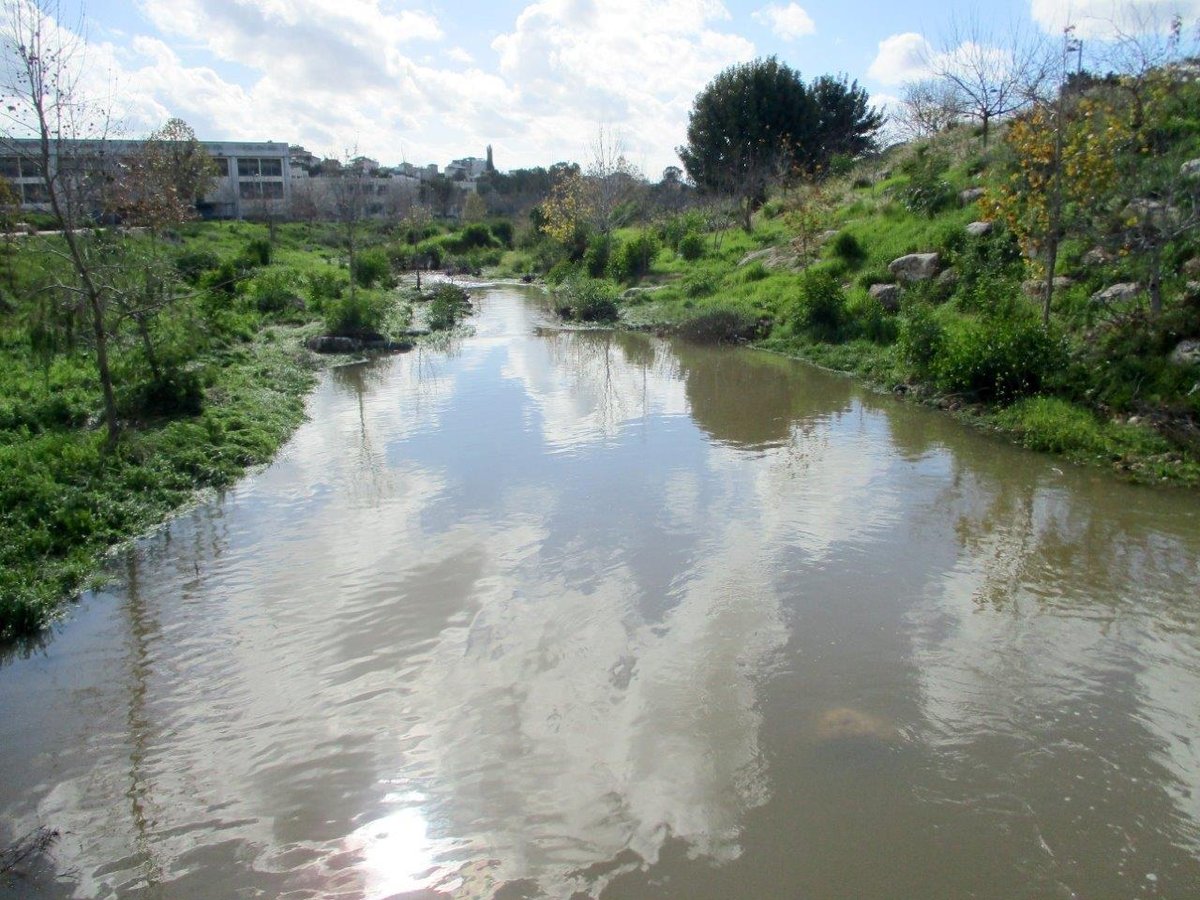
(485, 144, 495, 173)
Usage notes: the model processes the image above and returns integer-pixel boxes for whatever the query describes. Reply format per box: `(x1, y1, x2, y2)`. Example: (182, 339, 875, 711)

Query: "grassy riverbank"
(0, 220, 480, 641)
(527, 76, 1200, 489)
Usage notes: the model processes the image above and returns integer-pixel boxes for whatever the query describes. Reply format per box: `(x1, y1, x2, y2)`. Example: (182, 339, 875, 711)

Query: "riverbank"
(0, 327, 322, 641)
(610, 297, 1200, 488)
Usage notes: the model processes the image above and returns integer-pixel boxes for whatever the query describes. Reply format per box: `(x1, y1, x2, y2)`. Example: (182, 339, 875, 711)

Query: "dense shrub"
(829, 231, 866, 266)
(660, 212, 705, 251)
(426, 283, 472, 331)
(306, 269, 347, 306)
(935, 314, 1065, 402)
(897, 303, 945, 376)
(790, 269, 847, 342)
(249, 269, 302, 313)
(677, 306, 759, 343)
(240, 237, 272, 268)
(846, 291, 898, 344)
(451, 223, 498, 252)
(324, 290, 389, 337)
(489, 220, 514, 248)
(553, 275, 619, 322)
(584, 234, 613, 278)
(683, 270, 719, 298)
(610, 231, 660, 281)
(678, 231, 706, 261)
(174, 249, 220, 284)
(126, 366, 205, 418)
(897, 148, 955, 217)
(352, 248, 393, 289)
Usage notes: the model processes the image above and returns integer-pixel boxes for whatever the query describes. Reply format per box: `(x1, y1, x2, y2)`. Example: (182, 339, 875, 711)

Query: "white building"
(1, 138, 292, 220)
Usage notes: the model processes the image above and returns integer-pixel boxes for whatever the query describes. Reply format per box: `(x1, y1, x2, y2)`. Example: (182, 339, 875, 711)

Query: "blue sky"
(27, 0, 1200, 174)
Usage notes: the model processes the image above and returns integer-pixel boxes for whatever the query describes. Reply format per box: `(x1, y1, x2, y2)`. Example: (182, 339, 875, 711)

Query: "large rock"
(1123, 198, 1182, 230)
(1180, 159, 1200, 179)
(888, 252, 941, 282)
(936, 267, 959, 288)
(959, 187, 986, 206)
(1183, 257, 1200, 277)
(1022, 276, 1075, 298)
(869, 283, 902, 312)
(1169, 339, 1200, 367)
(1082, 246, 1114, 267)
(965, 220, 993, 237)
(737, 245, 801, 270)
(1091, 282, 1142, 305)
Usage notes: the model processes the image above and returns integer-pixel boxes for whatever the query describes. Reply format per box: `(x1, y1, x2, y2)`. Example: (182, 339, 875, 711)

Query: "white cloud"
(867, 32, 933, 85)
(1030, 0, 1200, 39)
(751, 3, 816, 40)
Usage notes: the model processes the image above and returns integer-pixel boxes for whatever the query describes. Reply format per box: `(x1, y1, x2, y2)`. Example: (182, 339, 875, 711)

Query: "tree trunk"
(1043, 236, 1058, 326)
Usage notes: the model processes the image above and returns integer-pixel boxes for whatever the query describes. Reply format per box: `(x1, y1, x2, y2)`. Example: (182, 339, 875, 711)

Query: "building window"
(212, 157, 229, 177)
(0, 157, 20, 178)
(22, 182, 48, 203)
(259, 158, 282, 177)
(238, 158, 259, 177)
(261, 181, 283, 199)
(238, 180, 260, 199)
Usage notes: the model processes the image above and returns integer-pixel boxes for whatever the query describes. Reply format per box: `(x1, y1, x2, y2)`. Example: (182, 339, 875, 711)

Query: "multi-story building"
(0, 138, 292, 220)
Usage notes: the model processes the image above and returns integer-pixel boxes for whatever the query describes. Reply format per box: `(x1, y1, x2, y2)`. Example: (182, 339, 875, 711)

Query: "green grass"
(0, 219, 432, 641)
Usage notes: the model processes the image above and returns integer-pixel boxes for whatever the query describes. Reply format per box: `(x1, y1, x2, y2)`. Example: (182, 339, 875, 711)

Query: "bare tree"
(927, 15, 1051, 145)
(583, 126, 644, 236)
(1, 0, 122, 442)
(323, 148, 372, 301)
(896, 79, 966, 140)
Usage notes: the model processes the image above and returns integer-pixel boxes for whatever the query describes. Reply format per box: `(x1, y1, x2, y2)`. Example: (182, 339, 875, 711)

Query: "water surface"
(2, 286, 1199, 898)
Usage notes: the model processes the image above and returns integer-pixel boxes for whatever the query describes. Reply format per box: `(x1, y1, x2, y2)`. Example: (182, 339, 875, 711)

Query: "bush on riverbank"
(0, 220, 447, 641)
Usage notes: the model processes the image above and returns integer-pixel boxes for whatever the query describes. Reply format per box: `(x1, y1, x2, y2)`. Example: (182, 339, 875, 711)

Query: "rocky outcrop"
(1183, 257, 1200, 277)
(936, 267, 959, 288)
(869, 283, 902, 312)
(1169, 339, 1200, 367)
(737, 246, 801, 270)
(965, 220, 993, 237)
(959, 187, 986, 206)
(1090, 282, 1142, 305)
(1180, 159, 1200, 179)
(1082, 246, 1114, 266)
(888, 252, 941, 282)
(1022, 276, 1075, 297)
(1123, 198, 1181, 229)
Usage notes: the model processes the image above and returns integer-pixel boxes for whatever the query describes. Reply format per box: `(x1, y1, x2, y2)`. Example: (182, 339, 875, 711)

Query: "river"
(2, 285, 1199, 898)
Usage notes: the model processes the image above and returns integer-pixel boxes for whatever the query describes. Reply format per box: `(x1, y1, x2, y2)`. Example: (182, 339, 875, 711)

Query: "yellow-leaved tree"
(985, 95, 1130, 323)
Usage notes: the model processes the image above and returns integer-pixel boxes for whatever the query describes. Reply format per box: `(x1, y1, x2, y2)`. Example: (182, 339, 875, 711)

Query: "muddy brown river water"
(2, 285, 1199, 898)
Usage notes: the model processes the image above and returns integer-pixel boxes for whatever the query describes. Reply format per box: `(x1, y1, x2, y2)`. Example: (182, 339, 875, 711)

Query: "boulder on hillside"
(869, 283, 902, 312)
(936, 267, 959, 288)
(1169, 339, 1200, 367)
(1022, 276, 1075, 298)
(1122, 198, 1182, 229)
(1091, 282, 1142, 306)
(959, 187, 986, 206)
(1180, 159, 1200, 179)
(1182, 257, 1200, 277)
(737, 246, 801, 270)
(965, 220, 993, 237)
(888, 252, 941, 282)
(1082, 246, 1115, 267)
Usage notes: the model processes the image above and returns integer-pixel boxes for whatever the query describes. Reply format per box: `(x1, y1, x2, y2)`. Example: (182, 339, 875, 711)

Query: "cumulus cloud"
(751, 2, 816, 39)
(1030, 0, 1200, 39)
(867, 32, 933, 85)
(21, 0, 754, 173)
(490, 0, 753, 169)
